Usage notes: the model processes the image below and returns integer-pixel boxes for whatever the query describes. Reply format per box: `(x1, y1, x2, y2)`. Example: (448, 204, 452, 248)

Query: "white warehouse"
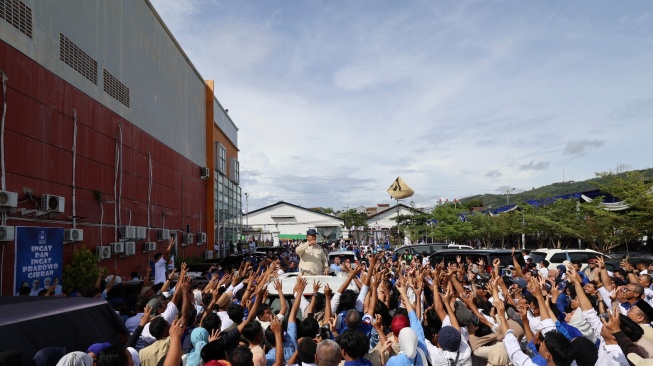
(243, 202, 344, 245)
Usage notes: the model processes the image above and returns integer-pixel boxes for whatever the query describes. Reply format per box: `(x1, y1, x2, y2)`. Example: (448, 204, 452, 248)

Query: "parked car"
(395, 243, 473, 256)
(528, 249, 610, 270)
(429, 249, 525, 269)
(328, 250, 357, 267)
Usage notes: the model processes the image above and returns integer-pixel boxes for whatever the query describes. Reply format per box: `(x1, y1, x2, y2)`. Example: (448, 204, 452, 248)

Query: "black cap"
(637, 299, 653, 323)
(307, 229, 318, 236)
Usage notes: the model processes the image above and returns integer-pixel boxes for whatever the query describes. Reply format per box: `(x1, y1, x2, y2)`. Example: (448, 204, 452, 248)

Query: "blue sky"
(150, 0, 653, 211)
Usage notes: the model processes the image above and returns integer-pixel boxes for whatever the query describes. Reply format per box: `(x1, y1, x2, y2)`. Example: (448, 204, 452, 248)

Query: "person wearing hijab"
(386, 328, 428, 366)
(486, 344, 510, 366)
(33, 347, 67, 366)
(183, 327, 209, 366)
(56, 352, 92, 366)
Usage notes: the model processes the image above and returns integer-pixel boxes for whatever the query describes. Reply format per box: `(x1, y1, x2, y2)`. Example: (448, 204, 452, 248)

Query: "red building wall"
(0, 41, 210, 295)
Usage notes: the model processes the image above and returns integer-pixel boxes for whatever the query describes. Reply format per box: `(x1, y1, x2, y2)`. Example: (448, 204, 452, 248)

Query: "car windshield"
(529, 252, 547, 264)
(329, 253, 356, 265)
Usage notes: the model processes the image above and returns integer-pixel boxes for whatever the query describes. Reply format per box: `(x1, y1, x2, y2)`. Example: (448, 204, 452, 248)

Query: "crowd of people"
(24, 231, 653, 366)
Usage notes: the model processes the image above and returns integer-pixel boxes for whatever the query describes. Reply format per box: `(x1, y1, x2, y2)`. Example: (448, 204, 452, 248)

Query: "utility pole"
(506, 188, 515, 205)
(245, 193, 249, 227)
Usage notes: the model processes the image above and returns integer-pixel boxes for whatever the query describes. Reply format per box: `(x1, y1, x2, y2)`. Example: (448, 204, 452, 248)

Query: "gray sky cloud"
(484, 170, 503, 178)
(519, 161, 550, 171)
(564, 140, 605, 156)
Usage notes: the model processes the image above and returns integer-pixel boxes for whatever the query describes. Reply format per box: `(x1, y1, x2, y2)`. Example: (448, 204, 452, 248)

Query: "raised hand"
(516, 304, 528, 321)
(324, 283, 333, 298)
(169, 318, 186, 339)
(270, 315, 283, 334)
(372, 314, 383, 330)
(493, 258, 501, 267)
(140, 304, 153, 327)
(295, 276, 308, 295)
(208, 328, 221, 342)
(274, 279, 283, 294)
(313, 280, 322, 294)
(597, 256, 606, 269)
(493, 299, 506, 315)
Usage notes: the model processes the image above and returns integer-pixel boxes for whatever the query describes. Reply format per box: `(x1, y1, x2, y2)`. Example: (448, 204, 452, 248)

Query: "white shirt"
(218, 310, 234, 331)
(425, 339, 472, 366)
(154, 257, 167, 285)
(139, 302, 179, 347)
(442, 315, 469, 342)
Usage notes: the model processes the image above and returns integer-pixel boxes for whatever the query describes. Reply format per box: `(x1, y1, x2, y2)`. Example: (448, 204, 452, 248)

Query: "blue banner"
(14, 227, 64, 296)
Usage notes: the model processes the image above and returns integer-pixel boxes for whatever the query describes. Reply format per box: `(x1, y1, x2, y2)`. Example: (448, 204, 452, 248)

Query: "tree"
(339, 209, 367, 228)
(63, 245, 100, 294)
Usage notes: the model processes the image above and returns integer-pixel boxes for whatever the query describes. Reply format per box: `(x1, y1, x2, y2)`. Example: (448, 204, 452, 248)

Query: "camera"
(319, 325, 332, 340)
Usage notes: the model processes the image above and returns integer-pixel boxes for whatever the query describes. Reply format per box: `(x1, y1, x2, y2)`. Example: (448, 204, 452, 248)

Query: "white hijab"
(398, 328, 418, 358)
(398, 328, 427, 365)
(56, 352, 92, 366)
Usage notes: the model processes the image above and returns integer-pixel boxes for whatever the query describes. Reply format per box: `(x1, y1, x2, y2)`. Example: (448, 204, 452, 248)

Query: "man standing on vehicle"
(296, 229, 329, 275)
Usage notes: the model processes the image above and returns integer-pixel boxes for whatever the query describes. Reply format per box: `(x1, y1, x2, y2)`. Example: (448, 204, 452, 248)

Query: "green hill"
(461, 168, 653, 209)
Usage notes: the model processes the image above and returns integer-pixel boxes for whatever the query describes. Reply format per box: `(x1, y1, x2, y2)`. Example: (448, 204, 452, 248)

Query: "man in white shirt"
(217, 291, 235, 331)
(153, 236, 174, 285)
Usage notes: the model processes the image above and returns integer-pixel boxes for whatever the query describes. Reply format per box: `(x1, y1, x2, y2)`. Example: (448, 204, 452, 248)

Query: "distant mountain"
(460, 168, 653, 209)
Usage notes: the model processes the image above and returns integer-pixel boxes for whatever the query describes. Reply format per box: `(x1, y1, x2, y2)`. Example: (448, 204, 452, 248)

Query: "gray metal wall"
(0, 0, 209, 166)
(214, 99, 238, 148)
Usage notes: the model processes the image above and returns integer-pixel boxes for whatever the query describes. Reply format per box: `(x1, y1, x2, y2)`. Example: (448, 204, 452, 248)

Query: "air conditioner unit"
(42, 194, 65, 213)
(143, 242, 156, 252)
(120, 226, 136, 239)
(97, 246, 111, 259)
(204, 250, 213, 260)
(64, 229, 83, 242)
(122, 242, 135, 256)
(0, 226, 14, 241)
(181, 233, 193, 246)
(158, 229, 170, 241)
(197, 232, 207, 244)
(136, 226, 147, 240)
(111, 242, 124, 254)
(0, 191, 17, 207)
(200, 166, 210, 179)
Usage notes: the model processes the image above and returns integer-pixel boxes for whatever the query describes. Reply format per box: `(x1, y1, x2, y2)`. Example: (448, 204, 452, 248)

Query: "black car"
(395, 243, 473, 256)
(428, 249, 526, 268)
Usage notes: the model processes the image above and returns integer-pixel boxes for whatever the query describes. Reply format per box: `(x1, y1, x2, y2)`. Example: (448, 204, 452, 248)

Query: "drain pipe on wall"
(114, 137, 119, 243)
(117, 124, 123, 231)
(1, 70, 8, 191)
(72, 109, 78, 229)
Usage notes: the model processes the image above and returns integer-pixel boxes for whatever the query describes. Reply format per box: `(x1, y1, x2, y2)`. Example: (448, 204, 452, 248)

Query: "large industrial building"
(0, 0, 241, 295)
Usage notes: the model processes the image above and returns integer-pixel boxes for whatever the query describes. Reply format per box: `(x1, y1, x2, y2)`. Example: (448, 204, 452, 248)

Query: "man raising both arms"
(296, 229, 329, 275)
(153, 235, 175, 285)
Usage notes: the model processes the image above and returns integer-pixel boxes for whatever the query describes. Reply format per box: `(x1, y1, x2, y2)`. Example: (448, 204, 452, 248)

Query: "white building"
(243, 201, 344, 246)
(366, 203, 423, 244)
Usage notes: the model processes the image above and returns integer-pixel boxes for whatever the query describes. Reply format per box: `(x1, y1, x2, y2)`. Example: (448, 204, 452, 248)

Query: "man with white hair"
(316, 340, 341, 366)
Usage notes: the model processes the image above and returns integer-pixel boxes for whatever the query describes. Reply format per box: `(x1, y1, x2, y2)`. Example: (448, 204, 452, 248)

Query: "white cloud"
(150, 0, 653, 210)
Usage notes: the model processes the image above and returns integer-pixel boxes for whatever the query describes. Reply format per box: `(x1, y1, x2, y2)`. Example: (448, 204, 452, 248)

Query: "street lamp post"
(506, 188, 515, 205)
(245, 192, 249, 227)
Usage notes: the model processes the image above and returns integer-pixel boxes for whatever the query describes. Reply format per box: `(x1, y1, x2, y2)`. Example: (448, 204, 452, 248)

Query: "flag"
(387, 176, 414, 199)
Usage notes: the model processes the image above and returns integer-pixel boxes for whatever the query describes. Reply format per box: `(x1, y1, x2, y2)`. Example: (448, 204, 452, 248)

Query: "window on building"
(215, 142, 227, 173)
(231, 158, 239, 183)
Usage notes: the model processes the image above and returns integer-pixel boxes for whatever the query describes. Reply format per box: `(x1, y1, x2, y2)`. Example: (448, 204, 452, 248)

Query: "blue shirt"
(266, 322, 297, 366)
(344, 358, 373, 366)
(330, 264, 342, 273)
